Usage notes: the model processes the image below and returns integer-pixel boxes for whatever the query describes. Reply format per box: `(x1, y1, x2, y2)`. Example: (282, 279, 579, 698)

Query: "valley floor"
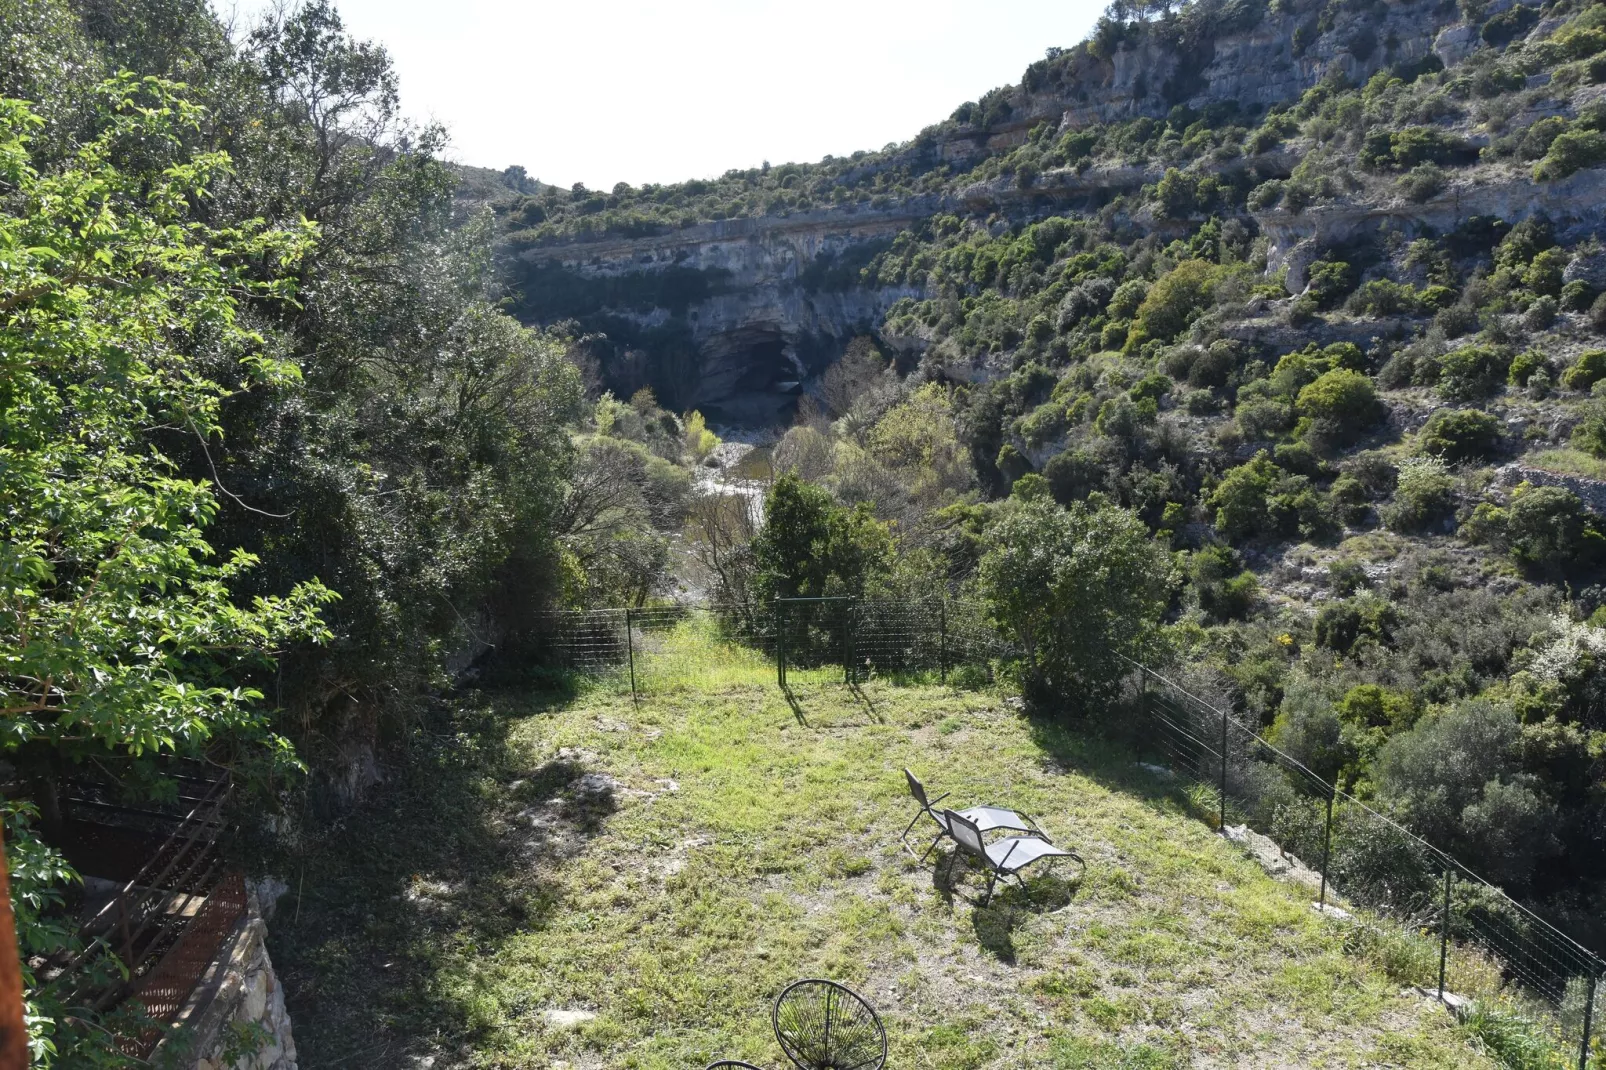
(272, 635, 1492, 1069)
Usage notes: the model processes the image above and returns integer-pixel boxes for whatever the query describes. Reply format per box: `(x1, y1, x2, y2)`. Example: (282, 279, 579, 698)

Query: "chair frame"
(771, 977, 887, 1070)
(899, 768, 1043, 862)
(943, 808, 1081, 905)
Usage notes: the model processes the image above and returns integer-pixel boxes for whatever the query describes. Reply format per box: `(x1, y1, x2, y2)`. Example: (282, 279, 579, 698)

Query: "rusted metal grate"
(120, 870, 249, 1056)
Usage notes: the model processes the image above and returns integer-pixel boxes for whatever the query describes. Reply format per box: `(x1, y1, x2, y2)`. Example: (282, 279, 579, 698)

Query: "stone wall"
(152, 888, 297, 1070)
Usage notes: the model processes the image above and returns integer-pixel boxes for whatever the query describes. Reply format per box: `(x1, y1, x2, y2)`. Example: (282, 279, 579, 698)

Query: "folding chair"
(943, 808, 1081, 905)
(900, 768, 1042, 861)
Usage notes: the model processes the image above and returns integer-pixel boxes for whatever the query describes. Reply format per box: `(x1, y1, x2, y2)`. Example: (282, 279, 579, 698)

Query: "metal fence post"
(844, 598, 855, 685)
(1218, 704, 1229, 832)
(776, 600, 786, 689)
(1582, 965, 1598, 1070)
(1319, 789, 1335, 908)
(938, 599, 948, 685)
(1438, 868, 1453, 1001)
(625, 608, 637, 704)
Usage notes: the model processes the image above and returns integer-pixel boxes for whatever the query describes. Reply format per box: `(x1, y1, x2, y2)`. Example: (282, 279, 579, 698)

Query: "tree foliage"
(979, 496, 1172, 709)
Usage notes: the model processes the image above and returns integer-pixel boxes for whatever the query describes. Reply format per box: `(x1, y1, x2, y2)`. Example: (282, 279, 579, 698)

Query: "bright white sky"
(214, 0, 1108, 189)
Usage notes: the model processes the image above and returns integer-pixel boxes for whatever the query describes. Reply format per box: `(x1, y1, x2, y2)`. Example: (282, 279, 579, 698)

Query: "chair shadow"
(929, 848, 1082, 965)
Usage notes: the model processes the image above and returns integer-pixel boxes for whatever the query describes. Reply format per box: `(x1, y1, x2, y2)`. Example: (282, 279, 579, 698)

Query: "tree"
(0, 83, 335, 1062)
(979, 497, 1172, 710)
(1134, 259, 1223, 343)
(1375, 699, 1559, 885)
(750, 475, 893, 602)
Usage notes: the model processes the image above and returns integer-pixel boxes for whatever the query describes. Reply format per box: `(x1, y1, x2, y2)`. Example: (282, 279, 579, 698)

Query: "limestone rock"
(1565, 252, 1606, 290)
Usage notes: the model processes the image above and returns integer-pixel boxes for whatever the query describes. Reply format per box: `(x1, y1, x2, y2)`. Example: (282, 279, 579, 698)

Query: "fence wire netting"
(536, 598, 1009, 694)
(1136, 663, 1603, 1066)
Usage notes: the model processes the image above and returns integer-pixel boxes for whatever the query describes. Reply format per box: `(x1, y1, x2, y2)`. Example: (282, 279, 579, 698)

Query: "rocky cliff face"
(504, 0, 1550, 426)
(516, 207, 930, 425)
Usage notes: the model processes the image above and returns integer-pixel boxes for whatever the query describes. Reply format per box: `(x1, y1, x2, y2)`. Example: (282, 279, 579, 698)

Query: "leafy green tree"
(1134, 259, 1224, 343)
(979, 496, 1172, 709)
(0, 82, 335, 1062)
(1376, 699, 1559, 885)
(750, 474, 893, 601)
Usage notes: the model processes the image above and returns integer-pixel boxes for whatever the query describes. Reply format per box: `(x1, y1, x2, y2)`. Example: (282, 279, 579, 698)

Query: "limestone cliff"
(496, 0, 1554, 426)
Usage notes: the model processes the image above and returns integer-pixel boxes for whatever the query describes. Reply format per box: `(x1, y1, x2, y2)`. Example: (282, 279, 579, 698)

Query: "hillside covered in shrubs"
(495, 0, 1606, 958)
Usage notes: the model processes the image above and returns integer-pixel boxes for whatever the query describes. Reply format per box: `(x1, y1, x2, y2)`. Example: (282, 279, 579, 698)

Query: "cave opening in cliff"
(694, 323, 805, 428)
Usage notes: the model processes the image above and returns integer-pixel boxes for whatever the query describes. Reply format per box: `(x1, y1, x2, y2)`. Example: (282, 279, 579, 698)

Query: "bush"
(1296, 369, 1384, 438)
(1190, 543, 1259, 621)
(1305, 259, 1356, 309)
(1235, 396, 1294, 439)
(1534, 128, 1606, 180)
(1504, 485, 1603, 574)
(1210, 451, 1331, 541)
(1347, 279, 1420, 316)
(1315, 595, 1398, 655)
(1135, 260, 1226, 342)
(1419, 408, 1502, 462)
(1572, 397, 1606, 456)
(1383, 458, 1457, 533)
(979, 496, 1172, 709)
(1506, 348, 1548, 386)
(1561, 279, 1596, 311)
(1436, 345, 1509, 400)
(1375, 698, 1557, 884)
(1396, 164, 1446, 203)
(1562, 348, 1606, 390)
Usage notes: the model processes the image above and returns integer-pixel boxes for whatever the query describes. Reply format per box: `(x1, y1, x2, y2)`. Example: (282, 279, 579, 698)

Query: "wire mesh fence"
(1133, 661, 1603, 1068)
(535, 597, 1012, 695)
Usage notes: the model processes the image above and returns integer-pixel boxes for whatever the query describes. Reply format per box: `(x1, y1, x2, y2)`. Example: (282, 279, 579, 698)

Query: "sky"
(214, 0, 1108, 189)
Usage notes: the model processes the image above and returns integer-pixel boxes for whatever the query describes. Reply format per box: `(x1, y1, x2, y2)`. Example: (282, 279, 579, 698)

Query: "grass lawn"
(272, 627, 1493, 1069)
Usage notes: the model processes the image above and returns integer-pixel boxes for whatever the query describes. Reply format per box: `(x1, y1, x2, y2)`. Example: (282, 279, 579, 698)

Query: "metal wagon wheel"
(771, 978, 887, 1070)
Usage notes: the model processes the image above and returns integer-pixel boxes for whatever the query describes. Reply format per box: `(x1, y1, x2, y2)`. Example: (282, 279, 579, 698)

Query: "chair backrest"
(944, 809, 987, 860)
(904, 768, 930, 809)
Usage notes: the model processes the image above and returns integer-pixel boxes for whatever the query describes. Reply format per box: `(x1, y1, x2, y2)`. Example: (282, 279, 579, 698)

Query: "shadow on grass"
(271, 688, 612, 1068)
(930, 849, 1083, 965)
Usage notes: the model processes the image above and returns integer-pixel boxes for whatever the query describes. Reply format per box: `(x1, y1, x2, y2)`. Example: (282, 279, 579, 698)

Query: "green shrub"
(1108, 279, 1148, 320)
(979, 496, 1172, 708)
(1572, 397, 1606, 456)
(1135, 260, 1226, 342)
(1561, 279, 1596, 311)
(1209, 451, 1331, 541)
(1347, 279, 1420, 316)
(1315, 595, 1398, 655)
(1534, 128, 1606, 180)
(1562, 348, 1606, 390)
(1504, 485, 1604, 573)
(1507, 348, 1548, 386)
(1235, 396, 1294, 439)
(1395, 164, 1446, 203)
(1436, 345, 1510, 400)
(1297, 369, 1384, 435)
(1383, 458, 1457, 533)
(1190, 543, 1259, 622)
(1306, 259, 1356, 309)
(1419, 408, 1502, 463)
(1417, 284, 1458, 311)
